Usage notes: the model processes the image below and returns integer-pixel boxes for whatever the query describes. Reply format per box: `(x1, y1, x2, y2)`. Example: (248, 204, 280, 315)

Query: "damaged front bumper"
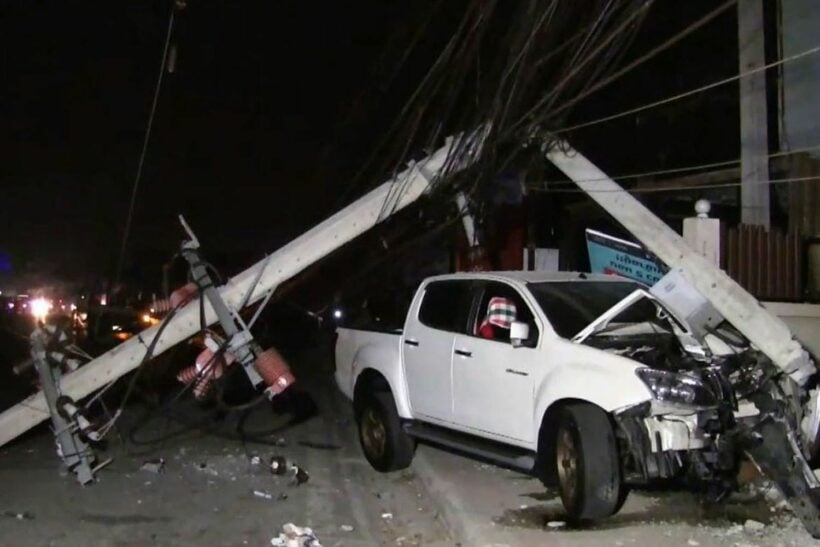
(615, 380, 820, 538)
(614, 401, 736, 489)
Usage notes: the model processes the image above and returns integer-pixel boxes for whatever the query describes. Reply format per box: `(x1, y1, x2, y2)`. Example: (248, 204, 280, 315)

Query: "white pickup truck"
(335, 271, 742, 522)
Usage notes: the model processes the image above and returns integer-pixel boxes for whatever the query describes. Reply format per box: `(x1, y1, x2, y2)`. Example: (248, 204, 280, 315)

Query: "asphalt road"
(0, 345, 815, 546)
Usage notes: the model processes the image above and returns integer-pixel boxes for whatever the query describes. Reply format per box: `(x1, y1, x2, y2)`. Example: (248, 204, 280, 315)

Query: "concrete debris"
(687, 540, 700, 546)
(744, 519, 765, 533)
(2, 511, 34, 520)
(250, 456, 262, 466)
(381, 512, 394, 520)
(547, 521, 566, 529)
(340, 524, 354, 532)
(270, 456, 288, 475)
(140, 458, 165, 474)
(270, 523, 322, 547)
(269, 456, 310, 486)
(195, 462, 219, 477)
(253, 490, 273, 500)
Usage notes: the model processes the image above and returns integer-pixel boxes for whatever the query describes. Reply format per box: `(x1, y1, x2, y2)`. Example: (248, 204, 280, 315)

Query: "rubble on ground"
(269, 523, 322, 547)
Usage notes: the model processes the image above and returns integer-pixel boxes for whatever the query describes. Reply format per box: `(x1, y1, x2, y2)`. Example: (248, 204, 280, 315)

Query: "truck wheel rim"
(362, 408, 386, 458)
(556, 427, 578, 503)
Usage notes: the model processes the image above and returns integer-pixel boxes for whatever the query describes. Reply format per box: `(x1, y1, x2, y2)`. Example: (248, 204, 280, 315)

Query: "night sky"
(1, 1, 741, 291)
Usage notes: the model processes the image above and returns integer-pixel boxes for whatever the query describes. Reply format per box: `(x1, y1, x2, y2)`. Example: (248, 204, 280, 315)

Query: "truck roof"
(426, 271, 636, 284)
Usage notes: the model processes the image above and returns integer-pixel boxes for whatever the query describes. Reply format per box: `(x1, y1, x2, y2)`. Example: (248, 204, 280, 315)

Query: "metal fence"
(723, 224, 802, 301)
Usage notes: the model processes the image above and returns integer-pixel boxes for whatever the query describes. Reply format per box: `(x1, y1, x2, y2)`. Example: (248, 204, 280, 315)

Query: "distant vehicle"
(335, 271, 744, 522)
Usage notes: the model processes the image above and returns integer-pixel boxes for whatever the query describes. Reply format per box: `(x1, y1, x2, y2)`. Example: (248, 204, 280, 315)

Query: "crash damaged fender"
(533, 339, 653, 438)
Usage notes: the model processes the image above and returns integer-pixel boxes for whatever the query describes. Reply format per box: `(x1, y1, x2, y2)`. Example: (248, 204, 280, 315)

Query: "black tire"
(554, 403, 625, 521)
(355, 390, 415, 472)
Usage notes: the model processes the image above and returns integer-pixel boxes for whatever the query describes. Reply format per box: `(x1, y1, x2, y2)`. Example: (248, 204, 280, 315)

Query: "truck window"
(473, 281, 538, 345)
(418, 280, 470, 332)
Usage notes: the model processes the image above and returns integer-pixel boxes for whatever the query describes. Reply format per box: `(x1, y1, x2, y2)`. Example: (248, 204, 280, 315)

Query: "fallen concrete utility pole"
(544, 140, 815, 386)
(0, 132, 481, 448)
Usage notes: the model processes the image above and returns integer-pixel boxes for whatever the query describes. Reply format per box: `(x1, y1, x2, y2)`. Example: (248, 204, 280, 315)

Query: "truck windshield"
(527, 281, 657, 338)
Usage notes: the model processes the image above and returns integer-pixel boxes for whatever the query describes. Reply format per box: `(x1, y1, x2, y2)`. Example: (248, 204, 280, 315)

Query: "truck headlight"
(635, 368, 717, 407)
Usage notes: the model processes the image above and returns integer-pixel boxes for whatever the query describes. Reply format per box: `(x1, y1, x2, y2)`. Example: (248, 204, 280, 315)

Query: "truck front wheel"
(555, 403, 626, 521)
(355, 390, 415, 472)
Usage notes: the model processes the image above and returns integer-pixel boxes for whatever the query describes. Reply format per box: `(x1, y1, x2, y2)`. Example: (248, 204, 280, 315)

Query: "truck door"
(403, 279, 472, 424)
(452, 281, 540, 443)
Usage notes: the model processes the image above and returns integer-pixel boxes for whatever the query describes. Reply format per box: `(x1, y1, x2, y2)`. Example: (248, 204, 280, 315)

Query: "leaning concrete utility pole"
(0, 132, 482, 448)
(544, 140, 813, 385)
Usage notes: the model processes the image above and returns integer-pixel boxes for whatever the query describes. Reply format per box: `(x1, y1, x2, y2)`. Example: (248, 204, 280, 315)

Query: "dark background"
(1, 1, 748, 292)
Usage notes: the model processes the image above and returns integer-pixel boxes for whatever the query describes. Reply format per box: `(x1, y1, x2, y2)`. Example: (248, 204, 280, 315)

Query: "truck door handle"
(404, 339, 419, 347)
(454, 349, 472, 357)
(506, 368, 528, 376)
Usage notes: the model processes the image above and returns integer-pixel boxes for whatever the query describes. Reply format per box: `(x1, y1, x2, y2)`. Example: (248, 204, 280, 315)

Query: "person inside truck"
(477, 296, 516, 341)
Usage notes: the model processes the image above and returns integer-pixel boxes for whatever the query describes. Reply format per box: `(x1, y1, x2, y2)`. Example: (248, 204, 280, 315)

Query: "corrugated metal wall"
(724, 224, 802, 301)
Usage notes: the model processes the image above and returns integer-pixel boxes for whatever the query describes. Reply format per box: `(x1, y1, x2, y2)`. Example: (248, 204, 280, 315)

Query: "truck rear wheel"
(356, 390, 414, 472)
(555, 403, 625, 521)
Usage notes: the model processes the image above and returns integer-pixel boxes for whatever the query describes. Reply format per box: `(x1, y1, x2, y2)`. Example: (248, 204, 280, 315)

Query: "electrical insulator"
(254, 347, 295, 397)
(153, 282, 198, 315)
(176, 347, 229, 399)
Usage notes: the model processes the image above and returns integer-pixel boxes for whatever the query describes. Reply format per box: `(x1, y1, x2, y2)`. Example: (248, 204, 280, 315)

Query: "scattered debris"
(250, 456, 262, 466)
(687, 539, 700, 546)
(195, 462, 219, 477)
(140, 458, 165, 474)
(381, 512, 394, 520)
(340, 524, 354, 532)
(744, 519, 765, 533)
(270, 523, 322, 547)
(298, 440, 341, 450)
(291, 465, 309, 486)
(547, 521, 566, 529)
(270, 456, 288, 475)
(2, 511, 34, 520)
(269, 456, 309, 486)
(253, 490, 273, 500)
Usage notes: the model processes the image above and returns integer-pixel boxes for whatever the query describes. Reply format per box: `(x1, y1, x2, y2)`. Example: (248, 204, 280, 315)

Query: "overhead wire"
(553, 44, 820, 135)
(533, 144, 820, 188)
(522, 0, 738, 129)
(530, 175, 820, 195)
(115, 0, 178, 285)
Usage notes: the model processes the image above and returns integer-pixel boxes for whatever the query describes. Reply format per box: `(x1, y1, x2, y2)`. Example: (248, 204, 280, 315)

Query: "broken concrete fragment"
(140, 458, 165, 474)
(253, 490, 273, 500)
(2, 511, 34, 520)
(270, 456, 288, 475)
(687, 540, 700, 546)
(744, 519, 765, 533)
(270, 523, 322, 547)
(340, 524, 354, 532)
(547, 521, 566, 529)
(381, 512, 393, 520)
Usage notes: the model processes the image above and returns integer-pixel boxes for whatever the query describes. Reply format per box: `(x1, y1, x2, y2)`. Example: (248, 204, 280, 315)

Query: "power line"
(530, 175, 820, 194)
(546, 0, 737, 122)
(554, 44, 820, 135)
(514, 0, 736, 133)
(115, 1, 178, 284)
(536, 144, 820, 187)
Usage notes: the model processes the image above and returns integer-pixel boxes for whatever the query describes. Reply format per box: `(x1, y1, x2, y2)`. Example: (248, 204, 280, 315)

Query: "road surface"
(0, 345, 814, 546)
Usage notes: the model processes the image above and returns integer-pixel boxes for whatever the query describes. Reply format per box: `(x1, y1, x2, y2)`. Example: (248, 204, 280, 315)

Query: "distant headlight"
(635, 368, 717, 407)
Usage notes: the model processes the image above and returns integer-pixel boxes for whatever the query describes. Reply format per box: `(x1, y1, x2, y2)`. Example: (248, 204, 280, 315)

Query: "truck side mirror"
(510, 321, 530, 348)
